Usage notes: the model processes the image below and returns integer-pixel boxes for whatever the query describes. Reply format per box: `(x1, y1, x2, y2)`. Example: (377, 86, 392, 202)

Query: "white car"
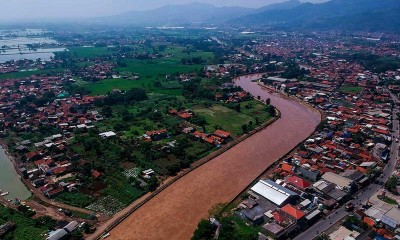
(101, 233, 110, 239)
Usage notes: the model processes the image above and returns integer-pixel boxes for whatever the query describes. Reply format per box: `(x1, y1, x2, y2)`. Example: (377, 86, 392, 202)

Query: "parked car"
(345, 202, 354, 212)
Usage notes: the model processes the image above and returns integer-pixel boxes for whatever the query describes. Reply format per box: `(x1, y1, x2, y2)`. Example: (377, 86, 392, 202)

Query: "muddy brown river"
(108, 74, 321, 240)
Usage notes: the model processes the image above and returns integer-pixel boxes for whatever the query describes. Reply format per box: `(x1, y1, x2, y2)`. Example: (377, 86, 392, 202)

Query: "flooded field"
(0, 29, 66, 62)
(107, 74, 321, 240)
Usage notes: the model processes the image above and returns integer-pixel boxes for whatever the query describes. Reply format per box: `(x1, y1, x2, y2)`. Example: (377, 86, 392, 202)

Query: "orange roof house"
(281, 204, 305, 220)
(286, 176, 311, 190)
(178, 112, 192, 119)
(213, 130, 231, 138)
(281, 163, 294, 173)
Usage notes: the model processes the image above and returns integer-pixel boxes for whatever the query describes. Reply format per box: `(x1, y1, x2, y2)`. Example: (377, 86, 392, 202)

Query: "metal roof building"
(251, 180, 298, 207)
(321, 172, 353, 191)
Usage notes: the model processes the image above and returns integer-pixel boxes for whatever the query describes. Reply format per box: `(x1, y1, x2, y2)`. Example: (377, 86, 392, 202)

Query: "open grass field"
(85, 78, 182, 96)
(193, 105, 254, 136)
(193, 100, 273, 137)
(240, 100, 273, 123)
(84, 46, 213, 95)
(0, 68, 64, 80)
(339, 85, 363, 93)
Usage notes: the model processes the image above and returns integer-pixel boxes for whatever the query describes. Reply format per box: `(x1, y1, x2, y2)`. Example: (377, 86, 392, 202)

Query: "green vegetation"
(83, 46, 214, 95)
(0, 205, 48, 240)
(339, 85, 363, 93)
(0, 68, 64, 80)
(56, 192, 95, 208)
(192, 216, 258, 240)
(1, 37, 275, 214)
(72, 211, 96, 220)
(385, 176, 398, 194)
(193, 101, 272, 136)
(315, 234, 331, 240)
(341, 52, 400, 73)
(343, 215, 369, 231)
(193, 105, 253, 136)
(104, 173, 145, 205)
(192, 220, 215, 240)
(379, 195, 398, 205)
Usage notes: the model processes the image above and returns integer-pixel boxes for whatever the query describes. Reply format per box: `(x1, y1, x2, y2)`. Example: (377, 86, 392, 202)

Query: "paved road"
(295, 92, 400, 240)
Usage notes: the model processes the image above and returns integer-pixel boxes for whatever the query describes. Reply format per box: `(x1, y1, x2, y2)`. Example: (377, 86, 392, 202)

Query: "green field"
(0, 68, 64, 80)
(193, 105, 253, 136)
(193, 100, 271, 137)
(84, 78, 183, 96)
(339, 85, 363, 93)
(82, 46, 213, 95)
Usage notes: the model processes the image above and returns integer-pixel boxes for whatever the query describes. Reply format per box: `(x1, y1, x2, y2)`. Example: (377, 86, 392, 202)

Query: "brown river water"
(108, 74, 321, 240)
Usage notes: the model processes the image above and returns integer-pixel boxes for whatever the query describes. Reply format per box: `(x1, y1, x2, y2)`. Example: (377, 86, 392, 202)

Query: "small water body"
(0, 35, 66, 63)
(0, 146, 31, 201)
(0, 48, 66, 63)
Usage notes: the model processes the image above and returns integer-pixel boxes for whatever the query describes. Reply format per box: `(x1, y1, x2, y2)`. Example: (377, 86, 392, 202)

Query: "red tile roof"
(286, 176, 311, 190)
(281, 204, 305, 220)
(34, 159, 46, 166)
(53, 166, 67, 174)
(363, 217, 375, 227)
(213, 129, 231, 138)
(281, 163, 293, 173)
(272, 211, 287, 224)
(178, 112, 192, 119)
(92, 170, 102, 179)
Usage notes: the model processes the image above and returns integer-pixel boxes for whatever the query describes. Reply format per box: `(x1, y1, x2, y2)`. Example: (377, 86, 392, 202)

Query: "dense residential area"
(0, 26, 279, 239)
(192, 33, 400, 240)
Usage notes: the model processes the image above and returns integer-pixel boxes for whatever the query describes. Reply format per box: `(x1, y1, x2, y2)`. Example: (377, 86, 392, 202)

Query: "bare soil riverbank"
(93, 74, 321, 240)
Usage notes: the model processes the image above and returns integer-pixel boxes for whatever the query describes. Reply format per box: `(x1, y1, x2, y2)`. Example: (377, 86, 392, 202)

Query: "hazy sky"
(0, 0, 326, 21)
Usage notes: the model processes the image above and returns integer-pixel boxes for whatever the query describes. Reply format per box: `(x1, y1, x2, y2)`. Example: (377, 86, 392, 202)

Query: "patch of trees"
(267, 105, 276, 116)
(95, 88, 148, 106)
(192, 216, 258, 240)
(181, 57, 205, 65)
(191, 115, 207, 126)
(64, 83, 89, 96)
(385, 176, 398, 194)
(337, 52, 400, 73)
(282, 61, 310, 79)
(192, 220, 216, 240)
(18, 91, 56, 108)
(182, 79, 214, 100)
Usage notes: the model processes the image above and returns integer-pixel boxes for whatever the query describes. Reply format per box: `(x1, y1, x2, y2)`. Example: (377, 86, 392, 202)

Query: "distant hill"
(231, 0, 400, 32)
(255, 0, 302, 13)
(95, 2, 255, 26)
(93, 0, 400, 33)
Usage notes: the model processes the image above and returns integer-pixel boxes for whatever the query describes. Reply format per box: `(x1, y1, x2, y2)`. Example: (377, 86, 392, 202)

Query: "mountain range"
(95, 0, 400, 32)
(95, 2, 254, 25)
